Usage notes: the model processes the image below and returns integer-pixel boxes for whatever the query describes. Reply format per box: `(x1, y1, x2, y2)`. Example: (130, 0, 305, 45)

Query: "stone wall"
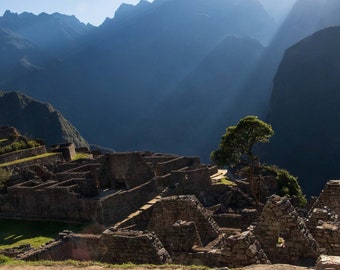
(99, 229, 172, 264)
(51, 143, 76, 161)
(254, 195, 319, 264)
(0, 146, 47, 164)
(168, 167, 212, 197)
(213, 208, 258, 230)
(220, 230, 269, 267)
(148, 195, 219, 246)
(99, 152, 154, 189)
(97, 180, 158, 225)
(307, 206, 340, 256)
(20, 231, 101, 261)
(170, 230, 269, 268)
(154, 156, 200, 176)
(2, 179, 98, 222)
(313, 222, 340, 255)
(21, 230, 172, 265)
(1, 176, 156, 224)
(163, 220, 203, 251)
(313, 180, 340, 216)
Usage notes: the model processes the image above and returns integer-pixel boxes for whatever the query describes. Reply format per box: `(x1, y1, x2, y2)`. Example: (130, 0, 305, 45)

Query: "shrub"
(265, 165, 307, 207)
(0, 140, 41, 155)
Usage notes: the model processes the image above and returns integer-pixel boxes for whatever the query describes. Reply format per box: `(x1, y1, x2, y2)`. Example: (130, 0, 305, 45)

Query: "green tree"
(211, 115, 274, 204)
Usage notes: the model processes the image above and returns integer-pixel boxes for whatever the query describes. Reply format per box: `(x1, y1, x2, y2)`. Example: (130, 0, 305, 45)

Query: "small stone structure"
(220, 230, 270, 267)
(99, 152, 155, 189)
(254, 195, 319, 264)
(51, 143, 76, 161)
(20, 229, 172, 265)
(148, 195, 219, 246)
(98, 229, 172, 264)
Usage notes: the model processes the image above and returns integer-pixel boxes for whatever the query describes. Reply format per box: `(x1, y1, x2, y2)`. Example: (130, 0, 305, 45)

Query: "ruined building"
(0, 127, 340, 268)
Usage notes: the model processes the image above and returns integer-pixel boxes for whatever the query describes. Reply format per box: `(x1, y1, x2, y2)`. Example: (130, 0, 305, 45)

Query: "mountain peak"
(0, 91, 88, 147)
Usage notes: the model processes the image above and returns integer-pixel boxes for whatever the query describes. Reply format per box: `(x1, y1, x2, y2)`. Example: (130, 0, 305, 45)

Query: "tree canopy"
(210, 116, 307, 207)
(210, 115, 274, 167)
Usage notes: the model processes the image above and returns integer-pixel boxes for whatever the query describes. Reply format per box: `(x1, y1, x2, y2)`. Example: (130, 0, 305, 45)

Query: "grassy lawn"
(0, 219, 85, 249)
(0, 153, 58, 167)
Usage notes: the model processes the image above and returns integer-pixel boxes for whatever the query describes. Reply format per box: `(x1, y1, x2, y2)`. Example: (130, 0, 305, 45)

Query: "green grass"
(213, 177, 237, 186)
(72, 152, 93, 161)
(0, 153, 58, 167)
(0, 140, 41, 155)
(0, 257, 212, 269)
(0, 219, 85, 249)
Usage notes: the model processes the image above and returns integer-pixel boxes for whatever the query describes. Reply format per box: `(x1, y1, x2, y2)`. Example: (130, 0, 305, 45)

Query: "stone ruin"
(254, 195, 319, 264)
(307, 180, 340, 256)
(0, 133, 340, 268)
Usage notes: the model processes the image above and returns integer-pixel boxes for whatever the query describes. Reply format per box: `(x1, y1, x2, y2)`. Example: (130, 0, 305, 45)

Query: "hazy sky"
(0, 0, 297, 26)
(0, 0, 147, 26)
(258, 0, 297, 24)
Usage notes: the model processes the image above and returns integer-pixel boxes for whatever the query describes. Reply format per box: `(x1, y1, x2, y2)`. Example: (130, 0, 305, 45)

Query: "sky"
(0, 0, 147, 26)
(0, 0, 297, 26)
(258, 0, 297, 24)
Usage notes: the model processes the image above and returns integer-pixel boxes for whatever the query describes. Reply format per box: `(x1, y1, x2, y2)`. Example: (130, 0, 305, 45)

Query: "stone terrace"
(1, 136, 340, 268)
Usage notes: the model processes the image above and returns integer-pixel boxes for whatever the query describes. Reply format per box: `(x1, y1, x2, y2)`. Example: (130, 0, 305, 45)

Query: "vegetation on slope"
(211, 116, 306, 207)
(0, 140, 40, 155)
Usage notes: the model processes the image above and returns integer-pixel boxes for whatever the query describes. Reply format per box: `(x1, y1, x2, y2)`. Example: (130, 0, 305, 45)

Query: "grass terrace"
(0, 219, 85, 249)
(72, 152, 93, 161)
(0, 153, 58, 167)
(0, 140, 41, 156)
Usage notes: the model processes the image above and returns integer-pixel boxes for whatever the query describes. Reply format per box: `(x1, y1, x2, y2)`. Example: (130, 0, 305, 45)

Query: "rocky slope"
(264, 26, 340, 195)
(0, 91, 88, 147)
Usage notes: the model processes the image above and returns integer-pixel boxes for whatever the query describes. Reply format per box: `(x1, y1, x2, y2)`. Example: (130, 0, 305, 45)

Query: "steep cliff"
(0, 91, 88, 147)
(265, 26, 340, 195)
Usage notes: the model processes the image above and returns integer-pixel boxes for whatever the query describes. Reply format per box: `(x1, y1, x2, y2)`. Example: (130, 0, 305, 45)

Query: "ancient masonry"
(0, 126, 340, 268)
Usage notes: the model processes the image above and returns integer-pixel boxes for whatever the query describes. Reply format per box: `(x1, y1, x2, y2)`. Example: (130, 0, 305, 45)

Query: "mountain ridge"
(0, 91, 88, 148)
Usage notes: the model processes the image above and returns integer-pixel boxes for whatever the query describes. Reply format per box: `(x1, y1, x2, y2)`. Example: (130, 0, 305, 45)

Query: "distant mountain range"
(1, 0, 340, 195)
(0, 0, 276, 153)
(0, 91, 88, 147)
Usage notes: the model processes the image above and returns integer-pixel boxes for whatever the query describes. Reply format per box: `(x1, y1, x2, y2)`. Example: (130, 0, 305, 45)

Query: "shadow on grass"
(0, 219, 85, 249)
